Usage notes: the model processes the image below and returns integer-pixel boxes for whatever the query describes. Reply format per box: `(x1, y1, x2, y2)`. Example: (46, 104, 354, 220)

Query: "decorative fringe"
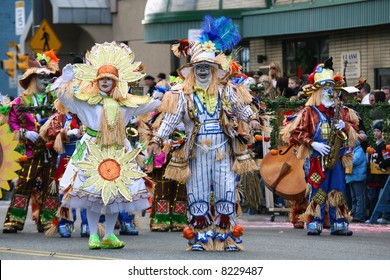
(54, 100, 68, 114)
(299, 200, 321, 223)
(237, 120, 249, 135)
(213, 239, 225, 251)
(98, 106, 125, 146)
(216, 148, 225, 161)
(38, 116, 51, 141)
(232, 157, 258, 175)
(152, 112, 165, 130)
(200, 238, 214, 251)
(59, 81, 75, 100)
(162, 143, 170, 154)
(347, 118, 359, 147)
(163, 162, 190, 183)
(328, 190, 352, 222)
(235, 83, 253, 105)
(280, 111, 303, 144)
(159, 91, 179, 114)
(48, 180, 58, 194)
(172, 145, 186, 160)
(54, 133, 64, 154)
(44, 223, 58, 237)
(234, 139, 248, 153)
(341, 152, 353, 169)
(98, 223, 105, 237)
(240, 171, 263, 210)
(13, 130, 20, 141)
(297, 145, 311, 160)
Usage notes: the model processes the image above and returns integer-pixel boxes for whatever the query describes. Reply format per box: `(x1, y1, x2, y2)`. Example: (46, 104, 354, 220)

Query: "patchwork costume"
(281, 58, 359, 236)
(3, 51, 60, 233)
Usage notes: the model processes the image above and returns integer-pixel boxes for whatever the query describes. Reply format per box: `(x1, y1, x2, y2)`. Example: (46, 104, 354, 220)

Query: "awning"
(50, 0, 111, 24)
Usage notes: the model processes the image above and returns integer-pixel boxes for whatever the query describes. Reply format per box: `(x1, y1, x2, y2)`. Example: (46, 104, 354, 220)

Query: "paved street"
(0, 200, 389, 260)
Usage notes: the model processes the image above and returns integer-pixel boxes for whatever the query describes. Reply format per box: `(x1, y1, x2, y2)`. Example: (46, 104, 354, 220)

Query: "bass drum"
(259, 145, 306, 201)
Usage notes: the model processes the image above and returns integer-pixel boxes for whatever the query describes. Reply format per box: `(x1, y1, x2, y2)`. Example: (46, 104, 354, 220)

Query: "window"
(375, 68, 390, 89)
(283, 37, 328, 77)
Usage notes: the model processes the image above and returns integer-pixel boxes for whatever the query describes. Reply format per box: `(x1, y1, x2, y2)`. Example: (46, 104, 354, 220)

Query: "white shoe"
(377, 218, 390, 224)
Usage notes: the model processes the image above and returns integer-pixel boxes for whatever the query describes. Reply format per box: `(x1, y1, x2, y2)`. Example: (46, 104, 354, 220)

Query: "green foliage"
(263, 98, 390, 148)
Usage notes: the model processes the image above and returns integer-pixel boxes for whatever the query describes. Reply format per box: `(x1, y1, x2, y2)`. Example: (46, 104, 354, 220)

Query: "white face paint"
(35, 69, 52, 93)
(98, 77, 114, 94)
(321, 86, 335, 108)
(195, 63, 211, 86)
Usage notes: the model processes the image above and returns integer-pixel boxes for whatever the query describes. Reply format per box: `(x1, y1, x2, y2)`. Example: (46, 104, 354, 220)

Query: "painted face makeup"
(195, 63, 211, 84)
(98, 77, 114, 94)
(321, 86, 335, 108)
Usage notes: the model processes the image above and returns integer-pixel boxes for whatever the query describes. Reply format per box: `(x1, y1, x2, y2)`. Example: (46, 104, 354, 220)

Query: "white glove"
(66, 128, 79, 137)
(334, 120, 345, 130)
(51, 64, 76, 90)
(24, 130, 39, 143)
(152, 90, 164, 100)
(62, 64, 76, 82)
(311, 141, 331, 156)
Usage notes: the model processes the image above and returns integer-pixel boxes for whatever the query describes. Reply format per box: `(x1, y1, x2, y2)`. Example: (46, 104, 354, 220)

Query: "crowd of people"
(0, 15, 389, 252)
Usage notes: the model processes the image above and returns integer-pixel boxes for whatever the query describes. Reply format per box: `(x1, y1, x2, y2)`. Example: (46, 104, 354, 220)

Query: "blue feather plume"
(199, 15, 241, 53)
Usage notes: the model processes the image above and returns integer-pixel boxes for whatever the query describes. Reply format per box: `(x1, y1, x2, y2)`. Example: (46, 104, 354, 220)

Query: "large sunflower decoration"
(74, 140, 146, 205)
(0, 124, 22, 199)
(73, 41, 149, 106)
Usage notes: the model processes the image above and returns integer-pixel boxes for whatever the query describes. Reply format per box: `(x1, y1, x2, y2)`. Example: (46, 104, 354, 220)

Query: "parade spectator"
(144, 75, 157, 95)
(285, 76, 301, 99)
(381, 85, 390, 103)
(366, 121, 389, 220)
(346, 132, 367, 223)
(268, 61, 288, 98)
(157, 72, 166, 83)
(360, 83, 371, 104)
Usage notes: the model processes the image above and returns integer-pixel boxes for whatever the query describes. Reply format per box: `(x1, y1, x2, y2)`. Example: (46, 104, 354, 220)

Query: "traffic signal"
(17, 54, 29, 72)
(1, 51, 16, 78)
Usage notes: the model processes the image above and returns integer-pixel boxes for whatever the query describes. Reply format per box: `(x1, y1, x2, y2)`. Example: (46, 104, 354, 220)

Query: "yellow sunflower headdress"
(74, 41, 146, 100)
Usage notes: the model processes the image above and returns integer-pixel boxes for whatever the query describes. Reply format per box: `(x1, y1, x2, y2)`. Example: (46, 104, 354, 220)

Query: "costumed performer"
(281, 58, 359, 236)
(148, 16, 262, 251)
(51, 42, 160, 249)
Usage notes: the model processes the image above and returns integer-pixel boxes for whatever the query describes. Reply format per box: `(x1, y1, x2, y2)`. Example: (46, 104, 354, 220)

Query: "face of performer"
(195, 63, 211, 84)
(98, 77, 114, 94)
(35, 70, 52, 93)
(321, 86, 335, 108)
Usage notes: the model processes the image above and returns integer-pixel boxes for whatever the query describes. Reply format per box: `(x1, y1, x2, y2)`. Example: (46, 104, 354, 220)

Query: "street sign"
(29, 19, 62, 54)
(15, 1, 25, 36)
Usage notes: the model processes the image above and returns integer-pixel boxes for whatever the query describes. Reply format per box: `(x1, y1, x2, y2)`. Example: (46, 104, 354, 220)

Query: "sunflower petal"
(122, 169, 146, 179)
(80, 175, 101, 190)
(116, 180, 133, 202)
(110, 181, 118, 196)
(102, 182, 112, 205)
(118, 148, 141, 164)
(86, 141, 104, 161)
(75, 161, 95, 171)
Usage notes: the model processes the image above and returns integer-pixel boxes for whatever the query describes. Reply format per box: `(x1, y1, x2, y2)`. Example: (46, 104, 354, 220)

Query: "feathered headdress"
(172, 15, 241, 79)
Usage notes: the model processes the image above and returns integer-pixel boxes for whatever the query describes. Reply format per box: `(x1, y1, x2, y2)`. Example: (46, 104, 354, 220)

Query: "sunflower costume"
(52, 42, 160, 249)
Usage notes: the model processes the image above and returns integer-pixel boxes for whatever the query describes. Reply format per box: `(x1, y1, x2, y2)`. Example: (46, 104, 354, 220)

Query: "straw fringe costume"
(52, 42, 160, 249)
(149, 16, 263, 251)
(3, 51, 60, 233)
(281, 58, 359, 236)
